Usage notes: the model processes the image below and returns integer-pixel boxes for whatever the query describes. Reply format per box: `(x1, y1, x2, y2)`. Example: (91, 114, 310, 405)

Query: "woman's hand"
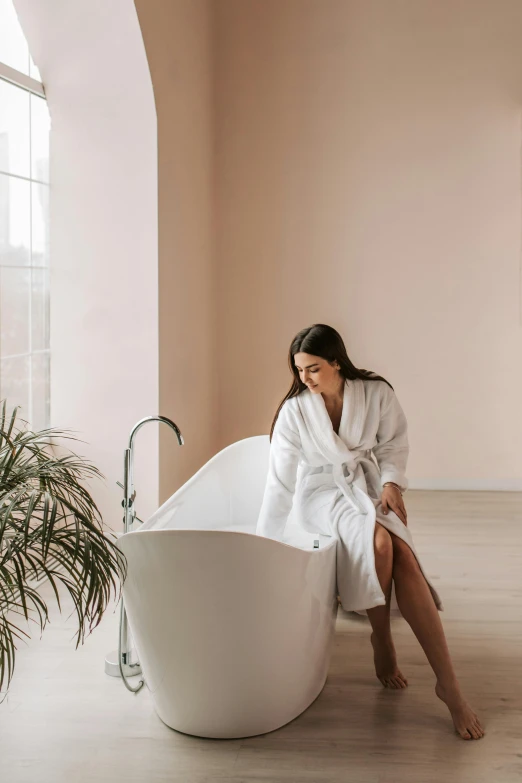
(381, 484, 407, 526)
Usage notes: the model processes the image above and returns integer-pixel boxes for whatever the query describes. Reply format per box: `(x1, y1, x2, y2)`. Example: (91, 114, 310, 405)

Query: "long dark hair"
(269, 323, 394, 440)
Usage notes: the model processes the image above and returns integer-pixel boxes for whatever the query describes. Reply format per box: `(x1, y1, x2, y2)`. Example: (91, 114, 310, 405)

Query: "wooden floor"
(1, 490, 521, 783)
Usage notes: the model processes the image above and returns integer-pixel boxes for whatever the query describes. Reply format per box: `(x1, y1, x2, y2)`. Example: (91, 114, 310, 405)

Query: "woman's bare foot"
(435, 681, 485, 740)
(370, 631, 408, 689)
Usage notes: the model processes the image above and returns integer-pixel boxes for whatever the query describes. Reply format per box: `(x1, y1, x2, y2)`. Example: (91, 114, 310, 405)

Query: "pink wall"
(214, 0, 522, 489)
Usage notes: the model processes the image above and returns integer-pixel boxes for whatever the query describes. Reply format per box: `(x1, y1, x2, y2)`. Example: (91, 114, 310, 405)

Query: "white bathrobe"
(256, 377, 443, 616)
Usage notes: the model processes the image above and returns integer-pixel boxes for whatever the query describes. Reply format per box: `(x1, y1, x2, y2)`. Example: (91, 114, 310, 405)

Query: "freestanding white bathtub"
(117, 435, 338, 739)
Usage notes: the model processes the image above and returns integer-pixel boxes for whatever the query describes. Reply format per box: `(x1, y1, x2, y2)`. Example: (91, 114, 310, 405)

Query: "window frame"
(0, 30, 50, 430)
(0, 60, 45, 99)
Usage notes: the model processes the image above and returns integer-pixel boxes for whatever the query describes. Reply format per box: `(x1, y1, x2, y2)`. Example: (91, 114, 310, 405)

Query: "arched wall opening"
(14, 0, 160, 522)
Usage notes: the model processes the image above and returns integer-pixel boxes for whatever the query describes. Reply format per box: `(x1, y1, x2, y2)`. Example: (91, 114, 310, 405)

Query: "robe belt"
(309, 453, 382, 515)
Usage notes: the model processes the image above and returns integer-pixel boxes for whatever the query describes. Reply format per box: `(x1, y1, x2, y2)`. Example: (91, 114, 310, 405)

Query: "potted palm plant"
(0, 401, 125, 698)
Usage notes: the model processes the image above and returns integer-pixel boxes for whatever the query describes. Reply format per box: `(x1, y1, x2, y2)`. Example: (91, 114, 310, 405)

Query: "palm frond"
(0, 400, 126, 697)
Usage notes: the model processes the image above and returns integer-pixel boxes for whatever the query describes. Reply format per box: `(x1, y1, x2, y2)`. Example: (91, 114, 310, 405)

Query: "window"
(0, 0, 50, 429)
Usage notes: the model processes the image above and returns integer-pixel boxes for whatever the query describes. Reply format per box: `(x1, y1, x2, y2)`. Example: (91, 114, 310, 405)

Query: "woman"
(256, 324, 484, 741)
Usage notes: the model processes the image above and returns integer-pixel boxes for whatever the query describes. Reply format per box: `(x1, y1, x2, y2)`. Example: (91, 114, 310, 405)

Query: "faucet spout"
(123, 415, 184, 535)
(128, 415, 184, 450)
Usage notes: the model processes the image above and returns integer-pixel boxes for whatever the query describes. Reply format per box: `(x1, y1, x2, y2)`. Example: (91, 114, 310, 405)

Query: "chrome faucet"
(123, 416, 184, 535)
(105, 415, 184, 694)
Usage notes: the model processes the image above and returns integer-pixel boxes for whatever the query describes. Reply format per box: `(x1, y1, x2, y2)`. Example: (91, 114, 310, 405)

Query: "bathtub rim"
(141, 434, 276, 531)
(121, 526, 339, 556)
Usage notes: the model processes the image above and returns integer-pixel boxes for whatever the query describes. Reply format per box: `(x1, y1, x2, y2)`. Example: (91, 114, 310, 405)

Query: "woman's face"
(293, 352, 342, 394)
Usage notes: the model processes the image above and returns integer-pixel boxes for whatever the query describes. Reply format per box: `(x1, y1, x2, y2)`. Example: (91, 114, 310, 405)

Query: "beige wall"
(135, 0, 217, 503)
(214, 0, 522, 489)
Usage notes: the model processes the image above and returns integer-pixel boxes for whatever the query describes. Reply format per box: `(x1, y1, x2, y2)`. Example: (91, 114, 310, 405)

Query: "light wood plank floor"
(1, 490, 521, 783)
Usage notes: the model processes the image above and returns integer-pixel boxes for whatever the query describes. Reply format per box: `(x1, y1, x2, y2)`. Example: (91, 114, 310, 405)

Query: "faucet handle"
(116, 481, 136, 503)
(121, 492, 136, 507)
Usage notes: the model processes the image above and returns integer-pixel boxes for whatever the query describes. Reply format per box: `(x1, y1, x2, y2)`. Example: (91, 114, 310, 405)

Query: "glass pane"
(31, 268, 49, 350)
(31, 95, 50, 182)
(31, 182, 49, 266)
(0, 173, 30, 266)
(0, 79, 30, 177)
(0, 354, 30, 419)
(0, 266, 30, 356)
(31, 351, 49, 430)
(0, 0, 29, 75)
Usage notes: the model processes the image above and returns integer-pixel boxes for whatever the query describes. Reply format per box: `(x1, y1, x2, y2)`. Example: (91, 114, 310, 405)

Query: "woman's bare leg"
(366, 523, 408, 689)
(390, 533, 485, 740)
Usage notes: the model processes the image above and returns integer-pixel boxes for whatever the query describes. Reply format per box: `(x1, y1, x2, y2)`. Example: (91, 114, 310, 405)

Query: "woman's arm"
(256, 402, 301, 540)
(372, 384, 409, 493)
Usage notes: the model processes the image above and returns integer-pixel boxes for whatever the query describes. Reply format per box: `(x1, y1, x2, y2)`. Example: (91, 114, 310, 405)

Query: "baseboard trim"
(407, 480, 522, 491)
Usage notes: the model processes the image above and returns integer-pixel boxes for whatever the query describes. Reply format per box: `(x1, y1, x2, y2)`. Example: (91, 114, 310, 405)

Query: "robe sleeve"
(256, 401, 302, 540)
(372, 384, 409, 493)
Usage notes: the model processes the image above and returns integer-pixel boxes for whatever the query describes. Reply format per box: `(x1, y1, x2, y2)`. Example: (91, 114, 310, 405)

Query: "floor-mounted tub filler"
(108, 417, 339, 739)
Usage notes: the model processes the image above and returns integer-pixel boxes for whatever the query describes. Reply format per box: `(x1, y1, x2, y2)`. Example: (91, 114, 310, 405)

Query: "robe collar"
(296, 377, 366, 468)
